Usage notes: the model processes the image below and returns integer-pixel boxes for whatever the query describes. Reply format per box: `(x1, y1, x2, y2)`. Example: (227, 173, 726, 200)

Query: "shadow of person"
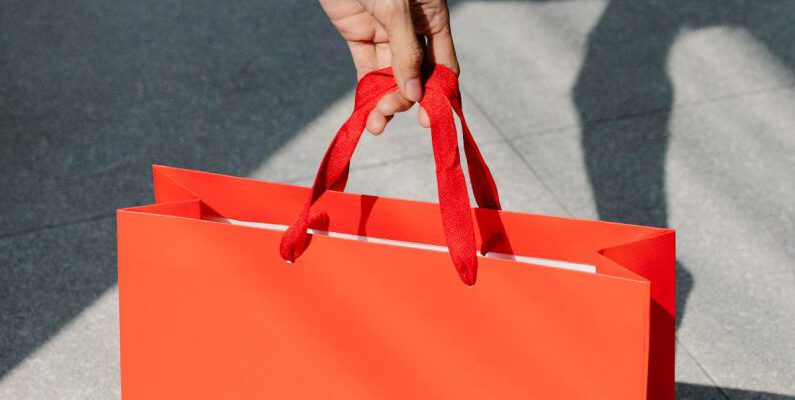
(573, 1, 794, 397)
(573, 0, 794, 335)
(574, 0, 690, 331)
(677, 382, 795, 400)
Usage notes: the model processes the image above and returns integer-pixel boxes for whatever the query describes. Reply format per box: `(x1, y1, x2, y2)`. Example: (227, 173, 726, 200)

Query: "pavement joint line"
(674, 82, 795, 108)
(2, 136, 507, 238)
(676, 337, 733, 399)
(281, 136, 508, 185)
(495, 82, 795, 142)
(69, 157, 136, 181)
(0, 213, 116, 240)
(10, 81, 791, 237)
(461, 87, 577, 217)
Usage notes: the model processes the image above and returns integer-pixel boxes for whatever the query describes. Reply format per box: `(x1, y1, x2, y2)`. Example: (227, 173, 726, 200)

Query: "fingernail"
(405, 78, 423, 102)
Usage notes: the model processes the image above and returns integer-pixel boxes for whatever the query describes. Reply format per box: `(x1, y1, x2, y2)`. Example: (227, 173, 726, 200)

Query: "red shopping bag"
(117, 65, 675, 399)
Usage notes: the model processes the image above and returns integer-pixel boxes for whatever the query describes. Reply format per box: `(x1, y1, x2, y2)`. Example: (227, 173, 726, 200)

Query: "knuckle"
(374, 0, 409, 22)
(378, 94, 407, 114)
(402, 46, 423, 65)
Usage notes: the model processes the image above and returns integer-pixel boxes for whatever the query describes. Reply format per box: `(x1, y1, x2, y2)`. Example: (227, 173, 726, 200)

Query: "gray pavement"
(1, 0, 793, 398)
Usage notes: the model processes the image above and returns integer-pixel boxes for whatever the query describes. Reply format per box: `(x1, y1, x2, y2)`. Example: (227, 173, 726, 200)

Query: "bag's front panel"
(152, 165, 665, 267)
(119, 211, 650, 399)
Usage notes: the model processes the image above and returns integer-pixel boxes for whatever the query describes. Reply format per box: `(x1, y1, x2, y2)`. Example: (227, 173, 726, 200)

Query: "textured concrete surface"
(1, 0, 794, 398)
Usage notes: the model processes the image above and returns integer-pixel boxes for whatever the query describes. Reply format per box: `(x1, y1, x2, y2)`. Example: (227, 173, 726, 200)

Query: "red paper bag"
(117, 66, 675, 399)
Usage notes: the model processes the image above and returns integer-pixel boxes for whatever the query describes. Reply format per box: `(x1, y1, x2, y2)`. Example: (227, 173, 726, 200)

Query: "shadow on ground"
(463, 0, 794, 397)
(677, 383, 795, 400)
(572, 0, 794, 335)
(1, 0, 793, 398)
(572, 0, 793, 398)
(0, 0, 353, 379)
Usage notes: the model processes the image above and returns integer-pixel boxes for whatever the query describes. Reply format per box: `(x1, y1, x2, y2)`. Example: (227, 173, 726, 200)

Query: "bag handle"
(279, 64, 501, 285)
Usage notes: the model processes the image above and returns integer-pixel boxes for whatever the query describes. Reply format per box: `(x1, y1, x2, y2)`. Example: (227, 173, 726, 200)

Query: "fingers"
(354, 0, 457, 134)
(421, 8, 457, 129)
(367, 91, 414, 135)
(371, 0, 424, 102)
(426, 23, 459, 75)
(366, 111, 392, 135)
(347, 41, 380, 80)
(418, 106, 430, 128)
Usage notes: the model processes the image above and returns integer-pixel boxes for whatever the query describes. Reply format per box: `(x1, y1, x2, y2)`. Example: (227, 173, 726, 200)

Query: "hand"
(320, 0, 459, 135)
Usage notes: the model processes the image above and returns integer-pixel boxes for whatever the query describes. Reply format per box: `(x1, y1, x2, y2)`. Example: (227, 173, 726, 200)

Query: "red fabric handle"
(279, 64, 501, 285)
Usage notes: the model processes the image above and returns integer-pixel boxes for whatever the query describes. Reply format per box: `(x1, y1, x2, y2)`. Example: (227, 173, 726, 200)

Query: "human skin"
(319, 0, 459, 135)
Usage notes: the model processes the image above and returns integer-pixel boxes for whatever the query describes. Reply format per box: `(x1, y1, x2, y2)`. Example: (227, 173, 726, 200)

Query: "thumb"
(373, 0, 424, 102)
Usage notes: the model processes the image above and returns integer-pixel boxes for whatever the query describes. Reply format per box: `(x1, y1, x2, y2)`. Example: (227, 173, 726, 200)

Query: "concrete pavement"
(1, 0, 793, 398)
